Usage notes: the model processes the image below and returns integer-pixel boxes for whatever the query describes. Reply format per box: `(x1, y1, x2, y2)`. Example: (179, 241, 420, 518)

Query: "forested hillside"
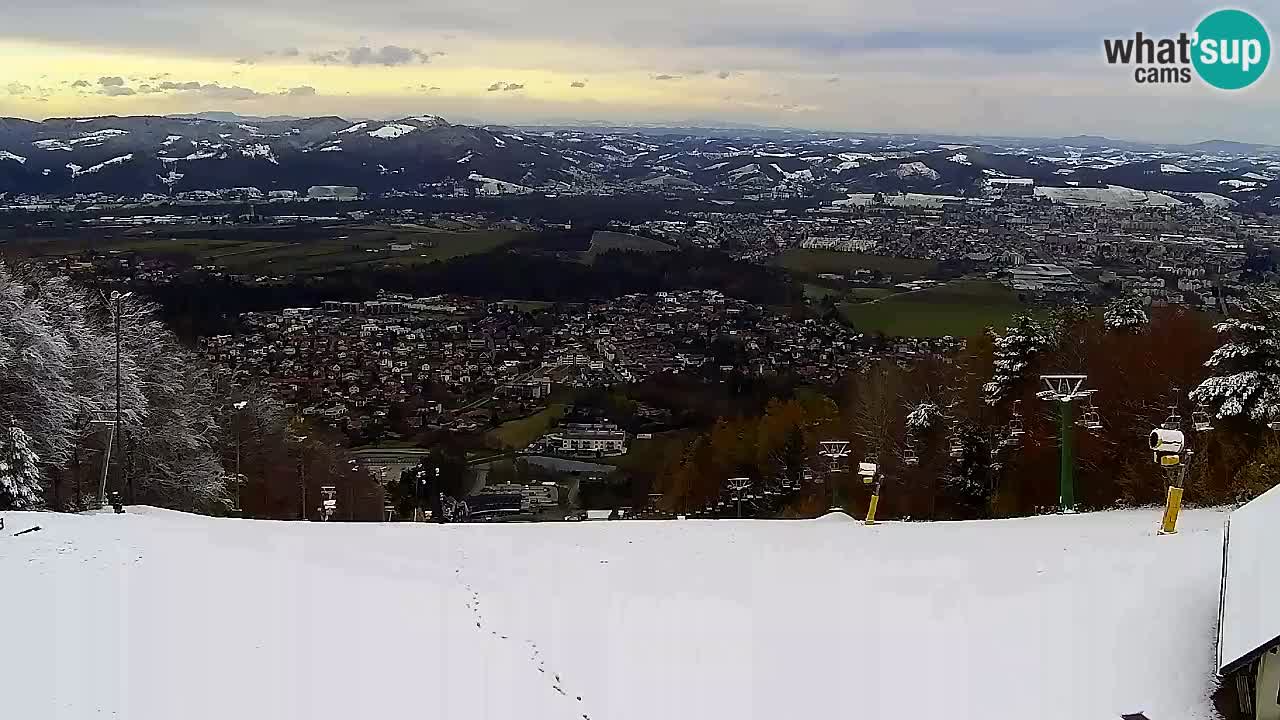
(656, 299, 1280, 519)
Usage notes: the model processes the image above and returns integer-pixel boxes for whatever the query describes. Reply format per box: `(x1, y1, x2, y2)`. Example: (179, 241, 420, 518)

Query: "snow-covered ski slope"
(2, 507, 1227, 720)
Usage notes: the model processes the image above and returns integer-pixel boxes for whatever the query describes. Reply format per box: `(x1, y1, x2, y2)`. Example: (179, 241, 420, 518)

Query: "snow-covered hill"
(2, 507, 1227, 719)
(2, 115, 1278, 206)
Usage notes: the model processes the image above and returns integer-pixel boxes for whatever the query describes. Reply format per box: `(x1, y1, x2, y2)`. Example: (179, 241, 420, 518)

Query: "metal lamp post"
(291, 433, 309, 519)
(93, 290, 132, 508)
(232, 400, 248, 513)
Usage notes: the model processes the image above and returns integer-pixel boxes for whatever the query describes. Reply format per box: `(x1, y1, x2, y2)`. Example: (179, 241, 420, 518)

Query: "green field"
(804, 283, 895, 303)
(839, 279, 1028, 338)
(7, 224, 531, 275)
(845, 287, 896, 301)
(486, 403, 567, 450)
(772, 249, 939, 277)
(580, 231, 675, 264)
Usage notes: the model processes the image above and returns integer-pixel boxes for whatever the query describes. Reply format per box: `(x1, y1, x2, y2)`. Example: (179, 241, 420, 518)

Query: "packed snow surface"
(68, 154, 133, 177)
(1, 507, 1227, 720)
(70, 129, 129, 145)
(894, 161, 940, 180)
(1035, 184, 1183, 207)
(240, 144, 279, 164)
(368, 123, 417, 139)
(32, 138, 73, 151)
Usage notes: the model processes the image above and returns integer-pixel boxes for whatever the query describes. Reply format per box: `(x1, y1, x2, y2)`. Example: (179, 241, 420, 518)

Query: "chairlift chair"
(1161, 413, 1182, 431)
(948, 436, 964, 459)
(903, 446, 919, 466)
(1192, 408, 1213, 433)
(1009, 401, 1026, 438)
(1009, 416, 1026, 438)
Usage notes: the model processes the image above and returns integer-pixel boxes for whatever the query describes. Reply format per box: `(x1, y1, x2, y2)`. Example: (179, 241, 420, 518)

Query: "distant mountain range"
(0, 113, 1277, 210)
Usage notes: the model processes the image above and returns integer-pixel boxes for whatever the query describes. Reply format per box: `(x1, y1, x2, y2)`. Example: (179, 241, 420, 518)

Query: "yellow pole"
(1160, 485, 1183, 535)
(865, 493, 880, 525)
(1159, 463, 1186, 535)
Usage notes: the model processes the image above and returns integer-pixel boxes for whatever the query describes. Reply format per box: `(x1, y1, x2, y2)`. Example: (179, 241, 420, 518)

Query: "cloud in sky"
(0, 0, 1275, 143)
(153, 80, 265, 99)
(97, 76, 125, 87)
(311, 45, 442, 66)
(486, 81, 524, 92)
(284, 85, 316, 96)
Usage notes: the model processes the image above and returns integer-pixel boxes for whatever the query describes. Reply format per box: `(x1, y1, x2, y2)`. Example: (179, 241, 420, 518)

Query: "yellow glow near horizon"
(0, 38, 769, 120)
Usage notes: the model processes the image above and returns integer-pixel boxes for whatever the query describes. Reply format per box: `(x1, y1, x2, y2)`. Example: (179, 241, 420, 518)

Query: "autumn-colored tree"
(653, 303, 1279, 520)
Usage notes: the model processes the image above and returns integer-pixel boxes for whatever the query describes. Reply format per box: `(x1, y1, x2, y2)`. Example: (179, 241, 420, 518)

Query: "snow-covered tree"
(0, 425, 43, 509)
(982, 315, 1058, 406)
(0, 264, 78, 477)
(0, 262, 227, 511)
(116, 294, 226, 509)
(1103, 294, 1149, 333)
(1190, 297, 1280, 425)
(905, 401, 942, 434)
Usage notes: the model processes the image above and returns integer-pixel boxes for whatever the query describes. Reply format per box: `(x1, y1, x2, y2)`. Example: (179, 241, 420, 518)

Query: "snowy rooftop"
(3, 507, 1228, 720)
(1219, 483, 1280, 674)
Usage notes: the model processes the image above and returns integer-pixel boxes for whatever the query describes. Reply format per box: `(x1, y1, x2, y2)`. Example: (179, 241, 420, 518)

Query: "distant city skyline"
(1, 0, 1276, 144)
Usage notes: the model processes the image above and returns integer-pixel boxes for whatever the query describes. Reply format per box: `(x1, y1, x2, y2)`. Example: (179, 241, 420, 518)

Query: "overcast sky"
(1, 0, 1276, 143)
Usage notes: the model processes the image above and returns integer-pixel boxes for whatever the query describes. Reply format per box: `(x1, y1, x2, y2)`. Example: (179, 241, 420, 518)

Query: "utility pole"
(113, 291, 123, 502)
(291, 432, 309, 520)
(433, 465, 444, 524)
(232, 400, 248, 514)
(94, 290, 130, 508)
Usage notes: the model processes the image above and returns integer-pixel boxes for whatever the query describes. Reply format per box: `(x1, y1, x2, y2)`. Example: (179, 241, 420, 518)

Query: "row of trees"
(0, 262, 383, 519)
(655, 296, 1280, 520)
(0, 262, 223, 510)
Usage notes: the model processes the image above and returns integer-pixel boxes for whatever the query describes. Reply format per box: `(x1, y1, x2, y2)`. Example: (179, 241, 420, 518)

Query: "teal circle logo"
(1192, 9, 1270, 90)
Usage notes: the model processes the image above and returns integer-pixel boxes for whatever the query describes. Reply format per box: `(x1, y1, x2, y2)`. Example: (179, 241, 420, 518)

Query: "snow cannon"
(1149, 428, 1185, 454)
(857, 462, 877, 484)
